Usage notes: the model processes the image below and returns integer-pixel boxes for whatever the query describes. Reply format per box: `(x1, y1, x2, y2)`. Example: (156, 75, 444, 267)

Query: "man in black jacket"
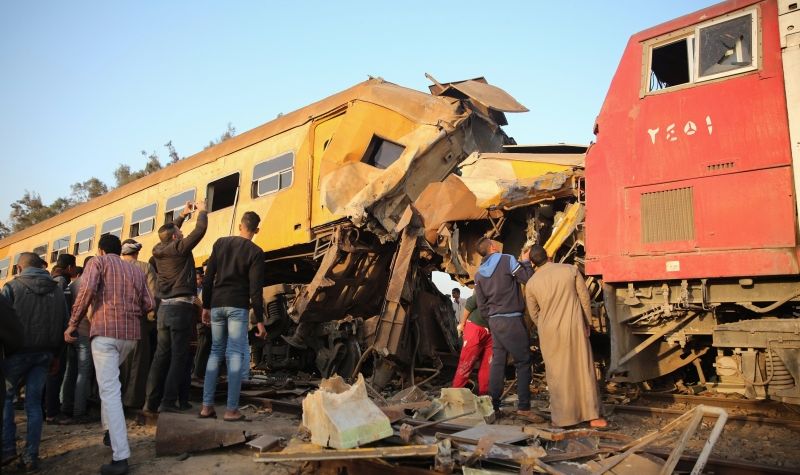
(473, 238, 535, 417)
(198, 211, 266, 421)
(0, 294, 23, 468)
(144, 200, 208, 413)
(1, 253, 68, 471)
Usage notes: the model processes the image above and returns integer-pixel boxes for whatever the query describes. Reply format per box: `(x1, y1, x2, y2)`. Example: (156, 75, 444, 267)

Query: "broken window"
(649, 38, 693, 92)
(697, 13, 754, 79)
(101, 215, 124, 238)
(33, 244, 48, 263)
(252, 153, 294, 198)
(0, 258, 9, 279)
(207, 173, 240, 211)
(130, 203, 157, 237)
(51, 236, 70, 262)
(74, 226, 95, 255)
(164, 189, 196, 224)
(362, 136, 405, 169)
(645, 9, 757, 94)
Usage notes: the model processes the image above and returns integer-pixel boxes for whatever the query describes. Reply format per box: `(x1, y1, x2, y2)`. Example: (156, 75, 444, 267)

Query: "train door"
(310, 108, 347, 229)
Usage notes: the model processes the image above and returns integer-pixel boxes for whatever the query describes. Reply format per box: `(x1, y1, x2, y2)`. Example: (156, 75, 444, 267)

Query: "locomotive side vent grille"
(707, 161, 735, 171)
(641, 187, 695, 243)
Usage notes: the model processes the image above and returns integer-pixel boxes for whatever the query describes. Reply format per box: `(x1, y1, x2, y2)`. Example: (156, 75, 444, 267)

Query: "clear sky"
(0, 1, 716, 225)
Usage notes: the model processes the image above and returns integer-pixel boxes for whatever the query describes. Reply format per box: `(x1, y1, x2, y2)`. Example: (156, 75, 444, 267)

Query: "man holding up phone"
(145, 201, 208, 414)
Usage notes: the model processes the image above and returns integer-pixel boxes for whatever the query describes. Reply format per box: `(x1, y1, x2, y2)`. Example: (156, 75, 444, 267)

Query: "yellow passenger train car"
(0, 77, 521, 284)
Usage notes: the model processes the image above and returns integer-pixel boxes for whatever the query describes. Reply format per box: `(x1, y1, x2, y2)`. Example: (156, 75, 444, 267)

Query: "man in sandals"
(198, 211, 266, 421)
(524, 245, 607, 429)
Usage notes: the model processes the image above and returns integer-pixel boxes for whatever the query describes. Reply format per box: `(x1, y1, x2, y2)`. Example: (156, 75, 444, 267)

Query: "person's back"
(527, 263, 584, 325)
(203, 236, 263, 309)
(1, 253, 67, 470)
(3, 261, 67, 354)
(151, 204, 208, 299)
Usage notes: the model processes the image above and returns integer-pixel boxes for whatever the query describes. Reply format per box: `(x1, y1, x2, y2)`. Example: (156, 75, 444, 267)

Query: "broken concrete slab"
(302, 374, 393, 449)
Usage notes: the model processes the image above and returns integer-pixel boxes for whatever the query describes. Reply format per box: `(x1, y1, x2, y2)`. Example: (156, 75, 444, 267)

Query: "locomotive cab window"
(130, 203, 157, 237)
(51, 236, 69, 262)
(164, 189, 196, 224)
(74, 226, 95, 255)
(696, 12, 755, 81)
(207, 173, 239, 212)
(649, 38, 693, 91)
(0, 258, 9, 279)
(362, 135, 405, 169)
(252, 152, 294, 198)
(645, 8, 757, 94)
(33, 244, 48, 262)
(101, 215, 124, 238)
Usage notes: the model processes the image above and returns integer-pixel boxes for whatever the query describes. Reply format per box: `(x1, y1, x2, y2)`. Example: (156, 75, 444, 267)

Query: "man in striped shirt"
(65, 234, 154, 475)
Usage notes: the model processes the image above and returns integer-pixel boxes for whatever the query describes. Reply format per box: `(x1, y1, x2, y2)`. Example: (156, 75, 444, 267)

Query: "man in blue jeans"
(2, 253, 68, 471)
(199, 211, 266, 421)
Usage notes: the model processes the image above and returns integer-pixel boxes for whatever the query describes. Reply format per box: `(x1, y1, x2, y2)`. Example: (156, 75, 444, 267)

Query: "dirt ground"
(3, 393, 800, 474)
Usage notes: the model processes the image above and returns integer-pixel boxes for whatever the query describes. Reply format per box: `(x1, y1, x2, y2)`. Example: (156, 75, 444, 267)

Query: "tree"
(165, 140, 181, 164)
(204, 122, 236, 150)
(0, 221, 10, 240)
(8, 191, 59, 232)
(114, 151, 163, 187)
(70, 178, 109, 203)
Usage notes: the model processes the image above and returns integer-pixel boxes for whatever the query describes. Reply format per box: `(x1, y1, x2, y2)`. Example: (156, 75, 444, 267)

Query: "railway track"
(612, 392, 800, 430)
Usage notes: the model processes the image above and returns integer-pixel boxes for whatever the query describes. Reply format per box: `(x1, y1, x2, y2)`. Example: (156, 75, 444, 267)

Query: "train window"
(51, 236, 70, 262)
(362, 136, 405, 170)
(33, 244, 48, 262)
(74, 226, 95, 255)
(696, 12, 755, 80)
(101, 215, 124, 238)
(207, 173, 240, 212)
(645, 9, 757, 94)
(164, 189, 196, 224)
(649, 38, 693, 92)
(252, 153, 294, 198)
(130, 203, 157, 237)
(11, 254, 21, 275)
(0, 258, 8, 279)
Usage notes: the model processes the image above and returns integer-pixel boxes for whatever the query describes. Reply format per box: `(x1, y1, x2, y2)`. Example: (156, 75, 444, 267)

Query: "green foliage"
(3, 123, 235, 236)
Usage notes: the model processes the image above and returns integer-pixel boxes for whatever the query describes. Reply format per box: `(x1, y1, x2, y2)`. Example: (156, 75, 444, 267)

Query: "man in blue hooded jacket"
(473, 238, 535, 415)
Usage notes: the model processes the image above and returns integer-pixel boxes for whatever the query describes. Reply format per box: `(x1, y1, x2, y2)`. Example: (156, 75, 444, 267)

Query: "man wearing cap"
(145, 200, 207, 414)
(473, 238, 536, 418)
(119, 239, 157, 410)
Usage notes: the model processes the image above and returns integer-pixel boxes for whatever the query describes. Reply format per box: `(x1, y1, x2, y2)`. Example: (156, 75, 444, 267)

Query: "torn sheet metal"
(302, 374, 393, 449)
(421, 388, 495, 426)
(247, 434, 284, 453)
(155, 411, 254, 455)
(254, 442, 439, 462)
(450, 424, 529, 445)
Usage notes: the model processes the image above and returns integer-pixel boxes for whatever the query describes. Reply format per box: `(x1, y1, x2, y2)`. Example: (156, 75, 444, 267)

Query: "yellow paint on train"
(0, 78, 470, 285)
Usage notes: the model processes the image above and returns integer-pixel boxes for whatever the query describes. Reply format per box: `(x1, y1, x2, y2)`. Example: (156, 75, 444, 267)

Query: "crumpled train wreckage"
(251, 76, 592, 390)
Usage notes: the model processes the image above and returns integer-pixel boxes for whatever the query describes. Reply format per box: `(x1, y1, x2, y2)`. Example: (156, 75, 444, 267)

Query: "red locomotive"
(585, 0, 800, 403)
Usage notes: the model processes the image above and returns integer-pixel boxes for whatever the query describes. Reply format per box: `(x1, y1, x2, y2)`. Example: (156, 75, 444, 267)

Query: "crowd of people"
(0, 201, 267, 475)
(450, 239, 607, 429)
(1, 203, 610, 474)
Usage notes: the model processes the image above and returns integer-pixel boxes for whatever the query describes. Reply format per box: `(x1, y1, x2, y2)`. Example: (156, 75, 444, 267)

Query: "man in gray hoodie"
(1, 253, 68, 471)
(473, 238, 535, 416)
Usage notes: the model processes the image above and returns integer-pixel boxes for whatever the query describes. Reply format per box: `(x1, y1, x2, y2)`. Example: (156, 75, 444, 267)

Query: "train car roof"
(0, 78, 456, 248)
(633, 0, 762, 42)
